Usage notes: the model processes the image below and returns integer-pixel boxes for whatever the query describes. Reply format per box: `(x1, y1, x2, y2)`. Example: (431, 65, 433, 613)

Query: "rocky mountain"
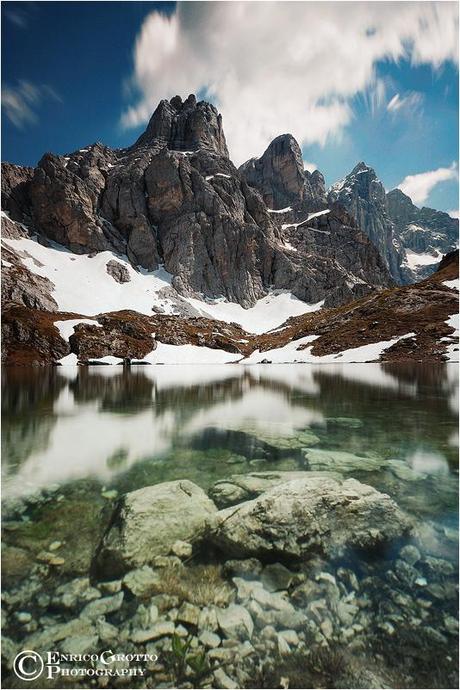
(1, 93, 457, 366)
(239, 134, 327, 211)
(2, 94, 392, 316)
(387, 188, 458, 279)
(328, 163, 459, 284)
(328, 162, 406, 283)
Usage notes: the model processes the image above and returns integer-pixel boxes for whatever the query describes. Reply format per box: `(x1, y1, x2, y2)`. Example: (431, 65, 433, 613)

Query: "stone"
(278, 629, 299, 646)
(261, 563, 294, 592)
(277, 635, 291, 655)
(100, 580, 122, 595)
(171, 540, 193, 559)
(96, 620, 119, 642)
(223, 558, 262, 578)
(49, 541, 63, 551)
(92, 480, 217, 578)
(399, 545, 421, 566)
(15, 611, 32, 623)
(37, 551, 65, 566)
(53, 577, 101, 609)
(209, 471, 339, 508)
(217, 604, 254, 640)
(303, 448, 385, 473)
(80, 592, 124, 620)
(208, 476, 411, 560)
(213, 668, 238, 689)
(176, 602, 200, 626)
(198, 606, 219, 632)
(25, 618, 97, 652)
(106, 259, 131, 284)
(320, 618, 334, 639)
(198, 630, 221, 648)
(123, 566, 161, 597)
(60, 635, 98, 656)
(130, 621, 174, 643)
(394, 559, 419, 587)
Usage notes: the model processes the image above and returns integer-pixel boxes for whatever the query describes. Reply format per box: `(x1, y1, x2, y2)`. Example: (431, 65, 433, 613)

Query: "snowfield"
(404, 248, 442, 270)
(3, 236, 324, 334)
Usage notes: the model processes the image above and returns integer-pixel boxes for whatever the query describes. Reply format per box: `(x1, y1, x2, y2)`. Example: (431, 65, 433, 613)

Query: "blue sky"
(2, 1, 458, 213)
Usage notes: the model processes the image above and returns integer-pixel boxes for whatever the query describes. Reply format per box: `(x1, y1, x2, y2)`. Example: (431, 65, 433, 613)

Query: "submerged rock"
(208, 476, 412, 560)
(209, 471, 340, 508)
(91, 480, 217, 579)
(303, 448, 385, 473)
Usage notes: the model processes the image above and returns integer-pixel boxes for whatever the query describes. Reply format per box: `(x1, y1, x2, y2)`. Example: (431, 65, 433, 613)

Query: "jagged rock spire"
(134, 94, 229, 157)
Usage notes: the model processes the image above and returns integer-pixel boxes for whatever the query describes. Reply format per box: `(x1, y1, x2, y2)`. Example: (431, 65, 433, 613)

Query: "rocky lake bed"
(1, 364, 458, 689)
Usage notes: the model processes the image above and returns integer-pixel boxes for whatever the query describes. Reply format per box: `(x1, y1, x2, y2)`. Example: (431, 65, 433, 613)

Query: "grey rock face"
(91, 480, 217, 579)
(387, 188, 458, 279)
(239, 134, 326, 210)
(209, 476, 412, 560)
(328, 162, 406, 283)
(1, 243, 58, 311)
(1, 162, 34, 223)
(135, 94, 229, 157)
(272, 205, 393, 306)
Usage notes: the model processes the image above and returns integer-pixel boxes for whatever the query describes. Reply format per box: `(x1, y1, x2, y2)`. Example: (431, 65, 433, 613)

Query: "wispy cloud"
(398, 163, 459, 205)
(448, 209, 460, 220)
(2, 80, 61, 129)
(387, 91, 424, 116)
(121, 2, 458, 164)
(4, 8, 29, 29)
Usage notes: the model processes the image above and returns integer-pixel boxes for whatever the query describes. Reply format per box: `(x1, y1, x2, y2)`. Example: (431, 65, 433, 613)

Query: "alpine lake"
(1, 363, 458, 689)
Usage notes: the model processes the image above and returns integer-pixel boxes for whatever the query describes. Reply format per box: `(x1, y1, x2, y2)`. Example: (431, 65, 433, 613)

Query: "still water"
(1, 363, 458, 688)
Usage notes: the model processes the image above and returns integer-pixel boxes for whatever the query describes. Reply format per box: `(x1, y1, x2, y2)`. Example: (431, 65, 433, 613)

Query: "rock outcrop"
(387, 188, 458, 279)
(328, 162, 406, 283)
(135, 94, 229, 156)
(208, 476, 412, 560)
(91, 480, 217, 579)
(239, 134, 326, 210)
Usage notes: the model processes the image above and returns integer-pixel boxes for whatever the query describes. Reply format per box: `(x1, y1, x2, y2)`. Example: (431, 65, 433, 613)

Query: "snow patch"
(443, 279, 459, 290)
(267, 207, 292, 214)
(55, 319, 101, 342)
(242, 332, 417, 364)
(404, 249, 442, 270)
(187, 293, 324, 334)
(444, 313, 459, 362)
(141, 343, 241, 365)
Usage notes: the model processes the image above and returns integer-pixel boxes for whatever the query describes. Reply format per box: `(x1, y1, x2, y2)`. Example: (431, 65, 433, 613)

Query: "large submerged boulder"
(208, 476, 411, 560)
(91, 480, 217, 579)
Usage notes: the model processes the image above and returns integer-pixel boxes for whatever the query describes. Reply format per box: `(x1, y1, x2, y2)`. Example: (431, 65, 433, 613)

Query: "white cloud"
(121, 2, 459, 165)
(304, 161, 318, 174)
(398, 163, 459, 205)
(448, 210, 460, 219)
(2, 80, 61, 129)
(387, 91, 424, 115)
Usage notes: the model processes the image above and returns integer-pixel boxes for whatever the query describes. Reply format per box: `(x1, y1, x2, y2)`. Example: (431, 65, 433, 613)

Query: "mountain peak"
(350, 161, 377, 177)
(134, 95, 228, 157)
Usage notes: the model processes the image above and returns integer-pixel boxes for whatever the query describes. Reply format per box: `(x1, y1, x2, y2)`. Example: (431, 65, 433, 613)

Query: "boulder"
(208, 477, 411, 560)
(91, 480, 217, 579)
(209, 471, 340, 508)
(106, 259, 131, 284)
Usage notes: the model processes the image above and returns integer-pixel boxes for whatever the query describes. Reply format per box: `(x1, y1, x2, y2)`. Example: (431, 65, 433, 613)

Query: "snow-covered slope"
(3, 236, 323, 334)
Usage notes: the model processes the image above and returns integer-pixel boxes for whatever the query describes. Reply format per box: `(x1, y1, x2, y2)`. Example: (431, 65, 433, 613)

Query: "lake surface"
(1, 363, 458, 689)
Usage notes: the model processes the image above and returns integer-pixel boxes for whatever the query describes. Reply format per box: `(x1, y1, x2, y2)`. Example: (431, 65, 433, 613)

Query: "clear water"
(1, 363, 458, 688)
